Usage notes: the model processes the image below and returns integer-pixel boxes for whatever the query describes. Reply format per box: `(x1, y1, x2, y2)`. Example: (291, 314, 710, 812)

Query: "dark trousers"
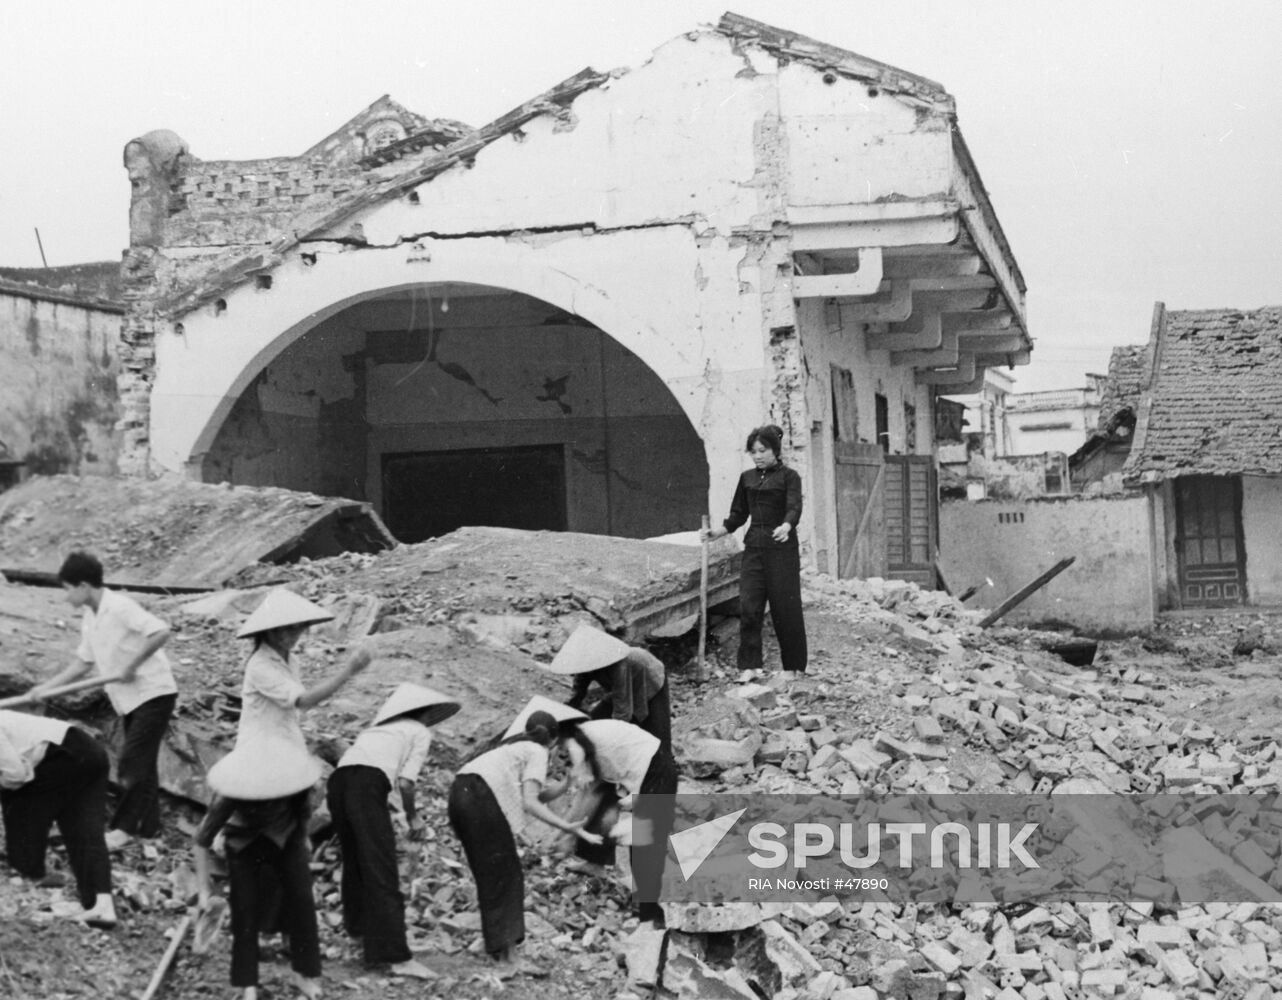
(448, 774, 524, 957)
(227, 832, 321, 987)
(631, 749, 677, 923)
(738, 544, 808, 672)
(327, 766, 410, 966)
(112, 693, 176, 837)
(0, 728, 112, 909)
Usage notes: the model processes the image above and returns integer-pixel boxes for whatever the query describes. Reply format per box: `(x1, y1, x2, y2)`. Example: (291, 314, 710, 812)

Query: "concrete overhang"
(788, 114, 1030, 392)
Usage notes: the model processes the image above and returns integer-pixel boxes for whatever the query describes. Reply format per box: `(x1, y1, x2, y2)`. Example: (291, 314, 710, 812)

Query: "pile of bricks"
(658, 576, 1282, 999)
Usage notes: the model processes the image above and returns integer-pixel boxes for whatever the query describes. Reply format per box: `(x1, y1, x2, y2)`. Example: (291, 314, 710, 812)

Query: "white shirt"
(575, 720, 660, 795)
(338, 718, 432, 786)
(0, 710, 71, 789)
(237, 645, 306, 749)
(76, 589, 177, 716)
(458, 741, 548, 836)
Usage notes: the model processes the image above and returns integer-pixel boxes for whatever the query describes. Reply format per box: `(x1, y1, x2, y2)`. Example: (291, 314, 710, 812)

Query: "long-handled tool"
(0, 676, 115, 711)
(139, 913, 193, 1000)
(697, 515, 710, 683)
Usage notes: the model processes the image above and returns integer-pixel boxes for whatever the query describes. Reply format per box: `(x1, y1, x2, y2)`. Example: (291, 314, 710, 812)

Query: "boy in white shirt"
(37, 552, 177, 849)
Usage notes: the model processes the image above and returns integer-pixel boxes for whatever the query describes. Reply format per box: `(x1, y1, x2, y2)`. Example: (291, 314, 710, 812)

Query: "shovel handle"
(698, 515, 710, 677)
(0, 676, 114, 711)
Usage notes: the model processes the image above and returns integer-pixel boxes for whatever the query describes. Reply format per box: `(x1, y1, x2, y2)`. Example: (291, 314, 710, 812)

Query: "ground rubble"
(4, 550, 1282, 998)
(649, 574, 1282, 1000)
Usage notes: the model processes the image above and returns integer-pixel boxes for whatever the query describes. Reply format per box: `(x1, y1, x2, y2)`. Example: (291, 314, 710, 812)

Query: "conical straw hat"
(236, 588, 334, 639)
(206, 733, 324, 800)
(373, 683, 461, 727)
(545, 624, 630, 676)
(502, 695, 587, 739)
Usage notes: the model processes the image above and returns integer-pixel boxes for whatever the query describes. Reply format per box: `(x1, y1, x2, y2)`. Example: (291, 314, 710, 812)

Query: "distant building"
(1004, 380, 1103, 456)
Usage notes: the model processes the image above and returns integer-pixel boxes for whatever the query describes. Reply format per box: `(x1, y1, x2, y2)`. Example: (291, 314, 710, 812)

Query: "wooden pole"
(978, 557, 1076, 628)
(697, 515, 710, 681)
(0, 676, 114, 710)
(139, 914, 193, 1000)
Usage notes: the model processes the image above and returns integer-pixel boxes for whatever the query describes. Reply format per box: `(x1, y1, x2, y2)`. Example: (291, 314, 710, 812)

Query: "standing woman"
(448, 698, 601, 972)
(701, 424, 808, 674)
(327, 683, 459, 980)
(0, 710, 116, 927)
(232, 588, 372, 751)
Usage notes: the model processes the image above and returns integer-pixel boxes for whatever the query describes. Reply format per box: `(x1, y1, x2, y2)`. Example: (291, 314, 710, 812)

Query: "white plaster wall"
(360, 34, 771, 239)
(938, 496, 1155, 632)
(778, 64, 953, 206)
(1242, 475, 1282, 604)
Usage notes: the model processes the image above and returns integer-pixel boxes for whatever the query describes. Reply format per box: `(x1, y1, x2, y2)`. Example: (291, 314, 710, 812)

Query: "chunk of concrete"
(622, 922, 667, 988)
(662, 902, 762, 933)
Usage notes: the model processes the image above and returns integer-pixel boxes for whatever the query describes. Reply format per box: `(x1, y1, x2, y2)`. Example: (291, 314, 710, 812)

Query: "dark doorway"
(875, 393, 890, 453)
(1174, 475, 1245, 607)
(382, 444, 568, 543)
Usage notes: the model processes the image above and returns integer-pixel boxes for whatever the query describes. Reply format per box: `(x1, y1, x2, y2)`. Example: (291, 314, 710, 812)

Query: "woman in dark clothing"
(701, 424, 808, 674)
(195, 733, 326, 1000)
(543, 625, 674, 869)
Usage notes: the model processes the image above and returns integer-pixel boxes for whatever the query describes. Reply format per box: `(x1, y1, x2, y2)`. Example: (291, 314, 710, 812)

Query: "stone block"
(913, 716, 945, 744)
(622, 922, 667, 987)
(663, 902, 762, 933)
(761, 919, 823, 987)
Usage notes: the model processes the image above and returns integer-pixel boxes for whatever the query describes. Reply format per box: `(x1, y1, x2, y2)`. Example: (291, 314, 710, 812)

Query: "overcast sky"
(4, 1, 1280, 391)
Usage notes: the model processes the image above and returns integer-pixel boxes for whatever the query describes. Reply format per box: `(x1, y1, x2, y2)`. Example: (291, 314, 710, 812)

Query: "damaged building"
(119, 13, 1030, 579)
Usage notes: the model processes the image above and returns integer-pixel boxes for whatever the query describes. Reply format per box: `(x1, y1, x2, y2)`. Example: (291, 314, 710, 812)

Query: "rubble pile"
(661, 576, 1282, 1000)
(8, 532, 1282, 997)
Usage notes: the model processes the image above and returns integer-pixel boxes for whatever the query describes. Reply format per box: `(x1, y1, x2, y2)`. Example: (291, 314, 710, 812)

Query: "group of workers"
(0, 423, 808, 999)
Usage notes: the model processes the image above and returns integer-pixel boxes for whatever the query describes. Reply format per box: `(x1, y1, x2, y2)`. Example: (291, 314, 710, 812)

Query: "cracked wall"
(132, 25, 978, 560)
(0, 292, 121, 477)
(201, 291, 706, 538)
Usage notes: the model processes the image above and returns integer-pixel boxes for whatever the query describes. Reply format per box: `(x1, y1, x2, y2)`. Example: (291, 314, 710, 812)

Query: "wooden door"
(1175, 475, 1245, 607)
(835, 442, 885, 579)
(885, 455, 937, 588)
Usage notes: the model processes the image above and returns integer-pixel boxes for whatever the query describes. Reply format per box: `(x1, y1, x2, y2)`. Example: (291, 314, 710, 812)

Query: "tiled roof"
(1096, 343, 1149, 432)
(1125, 305, 1282, 480)
(0, 261, 123, 311)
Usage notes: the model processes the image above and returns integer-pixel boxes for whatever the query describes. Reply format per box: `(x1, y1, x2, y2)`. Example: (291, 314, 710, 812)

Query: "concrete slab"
(0, 474, 395, 588)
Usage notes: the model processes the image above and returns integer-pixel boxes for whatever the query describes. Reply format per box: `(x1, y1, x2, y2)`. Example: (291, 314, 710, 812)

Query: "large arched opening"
(199, 282, 709, 542)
